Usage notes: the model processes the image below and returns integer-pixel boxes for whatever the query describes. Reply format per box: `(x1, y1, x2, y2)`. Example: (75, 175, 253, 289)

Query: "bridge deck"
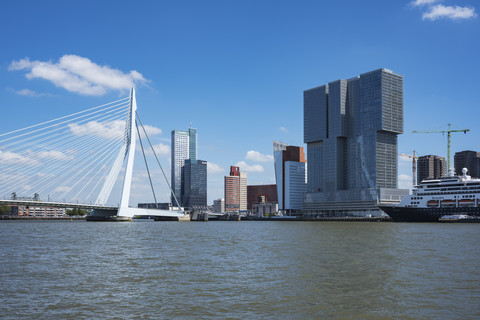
(0, 199, 116, 211)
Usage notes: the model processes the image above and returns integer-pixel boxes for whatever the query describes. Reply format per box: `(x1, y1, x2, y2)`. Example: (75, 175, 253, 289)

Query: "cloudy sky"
(0, 0, 478, 205)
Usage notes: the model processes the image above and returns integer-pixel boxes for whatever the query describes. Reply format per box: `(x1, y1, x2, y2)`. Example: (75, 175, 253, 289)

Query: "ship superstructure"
(379, 168, 480, 222)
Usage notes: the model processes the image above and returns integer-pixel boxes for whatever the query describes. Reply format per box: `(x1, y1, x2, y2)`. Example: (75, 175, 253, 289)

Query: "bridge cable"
(135, 120, 158, 205)
(0, 98, 130, 203)
(0, 110, 125, 190)
(135, 111, 182, 209)
(0, 97, 129, 139)
(0, 99, 129, 145)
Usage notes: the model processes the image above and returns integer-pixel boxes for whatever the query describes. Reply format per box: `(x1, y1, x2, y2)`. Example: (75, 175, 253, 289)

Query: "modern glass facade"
(181, 159, 207, 208)
(188, 128, 197, 161)
(285, 161, 307, 210)
(273, 141, 307, 213)
(171, 128, 197, 206)
(303, 68, 407, 216)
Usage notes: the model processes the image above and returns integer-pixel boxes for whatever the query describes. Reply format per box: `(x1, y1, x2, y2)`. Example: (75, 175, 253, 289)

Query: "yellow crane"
(399, 151, 418, 186)
(412, 123, 469, 175)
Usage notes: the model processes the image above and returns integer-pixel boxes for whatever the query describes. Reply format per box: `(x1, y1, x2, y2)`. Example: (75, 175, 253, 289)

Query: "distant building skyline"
(3, 0, 479, 208)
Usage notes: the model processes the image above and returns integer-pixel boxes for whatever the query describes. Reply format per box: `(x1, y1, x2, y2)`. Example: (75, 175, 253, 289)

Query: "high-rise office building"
(188, 128, 197, 161)
(171, 127, 197, 206)
(273, 141, 307, 213)
(454, 150, 480, 178)
(224, 166, 247, 213)
(303, 68, 408, 216)
(417, 155, 446, 183)
(225, 167, 240, 212)
(181, 159, 207, 208)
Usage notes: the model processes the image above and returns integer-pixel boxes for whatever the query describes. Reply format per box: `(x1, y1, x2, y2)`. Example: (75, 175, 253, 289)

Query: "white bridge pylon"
(96, 88, 185, 219)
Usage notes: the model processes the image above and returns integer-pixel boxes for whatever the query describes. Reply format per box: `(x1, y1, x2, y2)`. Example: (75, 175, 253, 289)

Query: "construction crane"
(399, 151, 417, 186)
(412, 123, 469, 175)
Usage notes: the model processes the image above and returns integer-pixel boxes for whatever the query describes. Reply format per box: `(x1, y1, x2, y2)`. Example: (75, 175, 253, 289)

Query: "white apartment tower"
(239, 171, 247, 212)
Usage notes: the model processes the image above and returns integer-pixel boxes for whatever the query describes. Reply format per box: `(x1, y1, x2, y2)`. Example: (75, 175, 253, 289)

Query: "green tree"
(0, 204, 11, 218)
(66, 208, 87, 216)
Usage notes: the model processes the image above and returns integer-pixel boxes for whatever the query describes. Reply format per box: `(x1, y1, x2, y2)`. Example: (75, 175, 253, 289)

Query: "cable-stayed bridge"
(0, 89, 187, 221)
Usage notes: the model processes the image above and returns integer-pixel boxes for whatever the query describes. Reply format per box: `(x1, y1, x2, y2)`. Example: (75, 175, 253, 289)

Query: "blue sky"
(1, 0, 479, 205)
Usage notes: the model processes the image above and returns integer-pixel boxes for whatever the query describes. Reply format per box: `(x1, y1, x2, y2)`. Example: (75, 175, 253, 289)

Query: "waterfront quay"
(1, 214, 392, 222)
(4, 212, 480, 223)
(0, 216, 86, 221)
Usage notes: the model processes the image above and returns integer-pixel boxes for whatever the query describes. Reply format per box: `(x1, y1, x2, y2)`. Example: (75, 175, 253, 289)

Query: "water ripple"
(1, 221, 479, 319)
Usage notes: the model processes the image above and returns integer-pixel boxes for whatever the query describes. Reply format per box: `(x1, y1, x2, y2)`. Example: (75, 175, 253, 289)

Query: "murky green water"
(1, 221, 479, 319)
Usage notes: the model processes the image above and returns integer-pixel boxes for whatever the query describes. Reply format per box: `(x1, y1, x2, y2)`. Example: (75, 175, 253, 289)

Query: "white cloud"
(245, 150, 274, 162)
(8, 88, 49, 97)
(279, 126, 288, 133)
(142, 125, 162, 136)
(398, 174, 413, 190)
(69, 120, 125, 140)
(411, 0, 439, 6)
(0, 150, 39, 165)
(423, 4, 477, 20)
(235, 161, 264, 173)
(398, 155, 414, 165)
(70, 120, 162, 142)
(9, 55, 148, 96)
(55, 186, 72, 193)
(37, 150, 73, 161)
(152, 143, 170, 156)
(208, 162, 224, 174)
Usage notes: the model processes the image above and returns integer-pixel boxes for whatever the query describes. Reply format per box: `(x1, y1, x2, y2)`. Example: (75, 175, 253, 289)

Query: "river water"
(1, 221, 479, 319)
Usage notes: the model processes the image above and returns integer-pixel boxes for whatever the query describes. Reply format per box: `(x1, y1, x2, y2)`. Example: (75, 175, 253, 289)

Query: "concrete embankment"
(1, 216, 86, 221)
(241, 216, 392, 222)
(1, 215, 393, 222)
(299, 216, 392, 222)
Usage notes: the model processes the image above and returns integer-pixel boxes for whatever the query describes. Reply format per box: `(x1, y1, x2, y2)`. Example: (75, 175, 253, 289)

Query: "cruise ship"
(378, 168, 480, 222)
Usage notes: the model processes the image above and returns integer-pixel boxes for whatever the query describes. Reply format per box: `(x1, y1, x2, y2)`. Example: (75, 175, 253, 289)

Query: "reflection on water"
(1, 221, 479, 319)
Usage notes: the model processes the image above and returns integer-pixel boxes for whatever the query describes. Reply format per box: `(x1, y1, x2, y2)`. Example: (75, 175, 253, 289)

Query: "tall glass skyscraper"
(303, 68, 408, 216)
(181, 159, 207, 208)
(171, 128, 197, 206)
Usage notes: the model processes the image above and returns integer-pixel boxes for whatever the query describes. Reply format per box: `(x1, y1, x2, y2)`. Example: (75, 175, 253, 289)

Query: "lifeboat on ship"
(459, 199, 475, 207)
(440, 199, 456, 207)
(427, 200, 439, 208)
